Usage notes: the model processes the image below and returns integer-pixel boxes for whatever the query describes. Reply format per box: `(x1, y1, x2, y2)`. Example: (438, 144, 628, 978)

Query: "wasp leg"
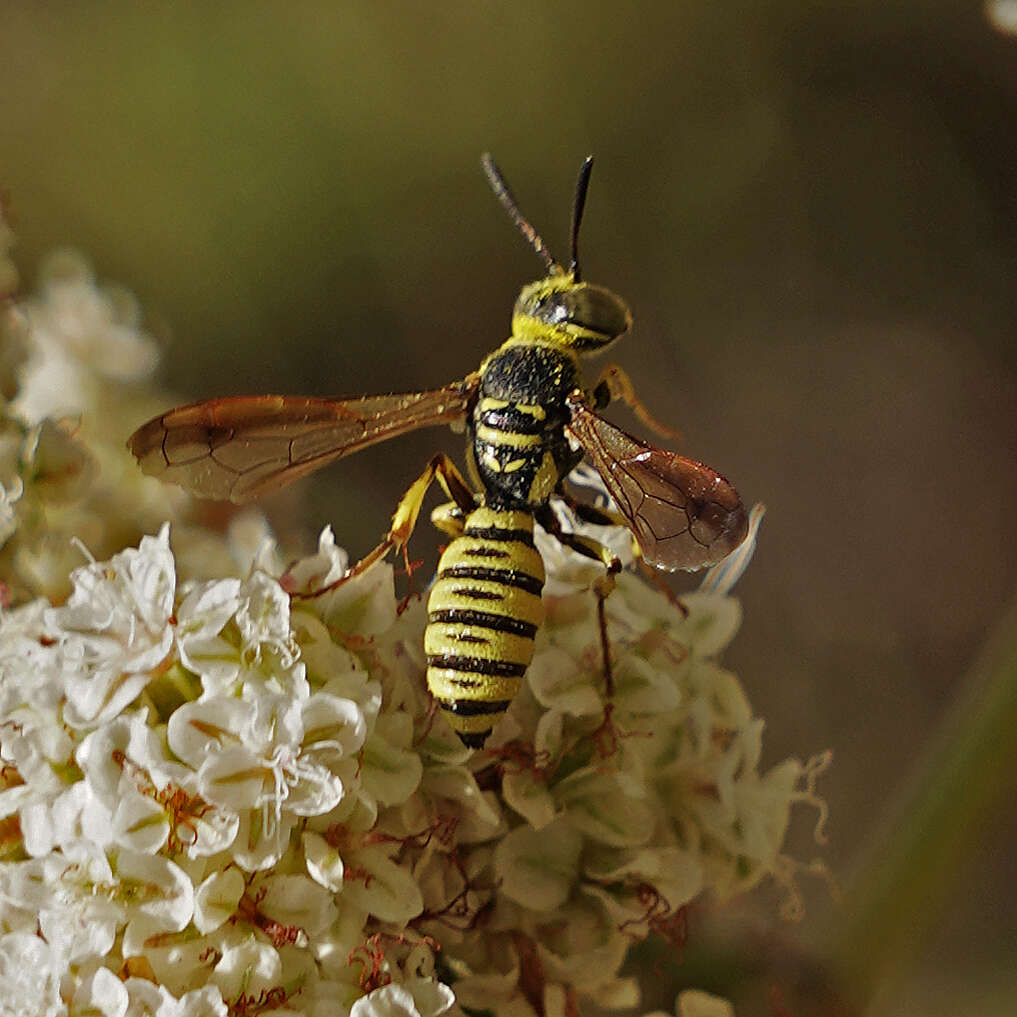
(536, 505, 622, 698)
(591, 363, 682, 443)
(556, 489, 688, 617)
(431, 502, 468, 539)
(294, 453, 475, 598)
(558, 488, 626, 528)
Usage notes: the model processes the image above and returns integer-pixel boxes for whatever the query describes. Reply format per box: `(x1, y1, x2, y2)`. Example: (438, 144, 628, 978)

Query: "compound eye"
(565, 284, 632, 341)
(514, 280, 632, 349)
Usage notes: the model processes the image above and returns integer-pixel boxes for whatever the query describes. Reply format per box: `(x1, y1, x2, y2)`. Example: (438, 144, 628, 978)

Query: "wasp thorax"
(512, 276, 632, 351)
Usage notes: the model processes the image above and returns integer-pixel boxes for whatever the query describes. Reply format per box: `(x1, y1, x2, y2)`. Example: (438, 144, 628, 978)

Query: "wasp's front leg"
(592, 363, 682, 443)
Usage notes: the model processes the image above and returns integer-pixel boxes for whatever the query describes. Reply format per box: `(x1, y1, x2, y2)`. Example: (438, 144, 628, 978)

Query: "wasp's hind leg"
(536, 504, 622, 699)
(592, 363, 682, 443)
(293, 453, 474, 599)
(558, 488, 689, 618)
(559, 488, 625, 529)
(430, 501, 470, 540)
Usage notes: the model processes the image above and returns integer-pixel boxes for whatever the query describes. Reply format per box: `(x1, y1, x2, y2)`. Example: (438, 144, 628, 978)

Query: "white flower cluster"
(0, 251, 233, 607)
(0, 241, 827, 1017)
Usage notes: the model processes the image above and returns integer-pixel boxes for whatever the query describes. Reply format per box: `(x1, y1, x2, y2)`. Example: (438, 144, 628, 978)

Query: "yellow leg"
(430, 502, 467, 539)
(293, 454, 475, 599)
(593, 363, 682, 443)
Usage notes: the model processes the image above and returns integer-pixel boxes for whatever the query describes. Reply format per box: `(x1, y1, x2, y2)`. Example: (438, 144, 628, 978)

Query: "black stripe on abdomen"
(425, 654, 528, 678)
(462, 524, 536, 546)
(427, 608, 538, 639)
(440, 697, 513, 717)
(436, 564, 544, 595)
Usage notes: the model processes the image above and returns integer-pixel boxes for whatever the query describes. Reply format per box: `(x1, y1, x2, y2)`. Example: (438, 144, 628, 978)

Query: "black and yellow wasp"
(128, 155, 748, 747)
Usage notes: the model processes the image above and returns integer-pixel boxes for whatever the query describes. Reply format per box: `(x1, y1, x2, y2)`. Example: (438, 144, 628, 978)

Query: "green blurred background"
(4, 1, 1017, 1013)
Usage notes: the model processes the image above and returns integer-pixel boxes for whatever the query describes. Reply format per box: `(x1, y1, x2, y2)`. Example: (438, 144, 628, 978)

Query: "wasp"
(128, 155, 748, 748)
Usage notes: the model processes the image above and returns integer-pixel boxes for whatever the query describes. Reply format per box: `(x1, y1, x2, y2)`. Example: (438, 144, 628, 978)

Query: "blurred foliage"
(4, 2, 1017, 1013)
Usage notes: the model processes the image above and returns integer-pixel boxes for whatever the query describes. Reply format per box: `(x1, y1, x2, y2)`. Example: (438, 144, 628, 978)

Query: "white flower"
(350, 981, 455, 1017)
(164, 689, 362, 870)
(71, 966, 131, 1017)
(13, 250, 158, 423)
(0, 374, 824, 1017)
(0, 933, 63, 1017)
(234, 569, 299, 669)
(0, 475, 23, 549)
(122, 981, 227, 1017)
(51, 524, 176, 728)
(173, 578, 243, 689)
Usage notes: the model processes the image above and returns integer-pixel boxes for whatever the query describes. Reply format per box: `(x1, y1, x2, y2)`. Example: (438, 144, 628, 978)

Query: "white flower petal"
(341, 845, 423, 923)
(123, 982, 228, 1017)
(403, 978, 456, 1017)
(420, 765, 501, 832)
(502, 768, 556, 829)
(113, 851, 194, 931)
(494, 819, 583, 911)
(198, 745, 267, 811)
(671, 592, 742, 658)
(359, 725, 422, 808)
(554, 768, 655, 847)
(313, 558, 398, 637)
(210, 939, 281, 1004)
(259, 873, 336, 937)
(302, 692, 367, 758)
(281, 525, 348, 594)
(350, 981, 455, 1017)
(110, 790, 169, 853)
(124, 916, 225, 998)
(193, 867, 245, 934)
(71, 967, 130, 1017)
(303, 830, 345, 892)
(234, 570, 295, 664)
(527, 646, 603, 716)
(166, 699, 251, 769)
(0, 933, 63, 1017)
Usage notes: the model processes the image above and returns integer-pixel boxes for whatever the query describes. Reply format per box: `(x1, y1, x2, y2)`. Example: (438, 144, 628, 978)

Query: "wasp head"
(512, 274, 632, 351)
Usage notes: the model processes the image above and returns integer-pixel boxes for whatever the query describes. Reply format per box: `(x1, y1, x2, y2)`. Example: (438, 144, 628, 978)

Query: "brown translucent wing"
(566, 398, 748, 572)
(128, 375, 478, 503)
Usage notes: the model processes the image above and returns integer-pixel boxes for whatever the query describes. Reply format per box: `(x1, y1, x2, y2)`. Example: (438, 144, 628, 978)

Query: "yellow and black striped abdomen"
(425, 506, 545, 747)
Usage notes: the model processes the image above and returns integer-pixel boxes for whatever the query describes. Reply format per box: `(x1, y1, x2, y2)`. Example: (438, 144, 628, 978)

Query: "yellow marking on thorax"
(527, 450, 559, 504)
(515, 403, 546, 421)
(479, 397, 511, 412)
(475, 424, 543, 448)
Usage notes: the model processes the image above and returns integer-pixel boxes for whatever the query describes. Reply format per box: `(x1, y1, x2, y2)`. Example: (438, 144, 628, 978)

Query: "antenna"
(481, 153, 557, 274)
(569, 156, 594, 282)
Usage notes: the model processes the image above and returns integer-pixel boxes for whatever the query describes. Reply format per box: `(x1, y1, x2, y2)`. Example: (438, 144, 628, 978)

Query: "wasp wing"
(128, 375, 478, 503)
(566, 397, 748, 572)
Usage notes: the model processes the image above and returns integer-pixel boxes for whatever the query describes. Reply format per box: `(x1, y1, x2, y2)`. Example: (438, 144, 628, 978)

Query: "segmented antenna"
(569, 156, 594, 282)
(481, 153, 557, 274)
